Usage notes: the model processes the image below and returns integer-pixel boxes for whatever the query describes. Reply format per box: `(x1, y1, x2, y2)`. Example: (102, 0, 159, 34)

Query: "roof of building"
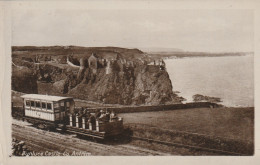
(90, 53, 98, 58)
(21, 94, 73, 102)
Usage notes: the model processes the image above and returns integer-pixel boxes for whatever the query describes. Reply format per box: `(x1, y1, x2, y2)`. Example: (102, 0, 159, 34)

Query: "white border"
(1, 0, 260, 165)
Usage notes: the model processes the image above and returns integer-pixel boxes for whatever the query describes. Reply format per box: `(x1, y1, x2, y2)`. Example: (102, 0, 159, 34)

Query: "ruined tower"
(77, 58, 86, 80)
(106, 60, 112, 74)
(88, 53, 98, 74)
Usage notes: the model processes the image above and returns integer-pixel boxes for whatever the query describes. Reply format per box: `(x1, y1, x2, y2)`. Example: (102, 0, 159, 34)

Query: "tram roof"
(21, 94, 73, 102)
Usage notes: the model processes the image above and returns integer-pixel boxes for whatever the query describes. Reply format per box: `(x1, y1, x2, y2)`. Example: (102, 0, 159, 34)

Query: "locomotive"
(20, 94, 124, 140)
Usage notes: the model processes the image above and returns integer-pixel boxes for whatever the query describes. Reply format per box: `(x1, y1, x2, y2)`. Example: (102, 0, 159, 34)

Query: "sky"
(12, 9, 254, 52)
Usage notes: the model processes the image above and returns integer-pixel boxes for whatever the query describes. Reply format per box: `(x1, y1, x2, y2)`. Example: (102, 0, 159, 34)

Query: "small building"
(98, 58, 107, 67)
(100, 53, 118, 61)
(57, 56, 67, 64)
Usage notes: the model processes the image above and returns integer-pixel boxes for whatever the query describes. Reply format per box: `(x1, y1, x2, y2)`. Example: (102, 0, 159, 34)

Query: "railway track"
(12, 120, 168, 156)
(130, 136, 244, 156)
(125, 123, 246, 142)
(124, 123, 250, 155)
(11, 118, 248, 156)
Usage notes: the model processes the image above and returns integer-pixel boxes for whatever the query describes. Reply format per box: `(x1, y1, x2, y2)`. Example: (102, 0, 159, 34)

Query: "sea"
(165, 55, 254, 107)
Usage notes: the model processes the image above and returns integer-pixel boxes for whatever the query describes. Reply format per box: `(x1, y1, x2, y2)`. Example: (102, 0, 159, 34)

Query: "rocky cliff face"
(11, 46, 183, 105)
(67, 64, 178, 105)
(12, 66, 38, 93)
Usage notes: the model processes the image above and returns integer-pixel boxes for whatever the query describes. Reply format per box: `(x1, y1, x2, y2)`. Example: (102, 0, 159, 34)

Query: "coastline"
(164, 55, 254, 107)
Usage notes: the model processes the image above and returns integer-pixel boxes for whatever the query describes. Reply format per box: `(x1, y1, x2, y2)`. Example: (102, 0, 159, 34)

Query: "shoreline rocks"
(192, 94, 222, 103)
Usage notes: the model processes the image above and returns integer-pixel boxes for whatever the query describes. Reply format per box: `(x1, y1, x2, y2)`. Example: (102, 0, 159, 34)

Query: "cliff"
(12, 65, 38, 93)
(11, 46, 183, 105)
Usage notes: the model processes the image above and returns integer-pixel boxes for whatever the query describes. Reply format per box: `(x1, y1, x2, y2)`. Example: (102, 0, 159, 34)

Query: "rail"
(125, 123, 253, 155)
(124, 123, 244, 142)
(11, 122, 248, 155)
(130, 135, 245, 156)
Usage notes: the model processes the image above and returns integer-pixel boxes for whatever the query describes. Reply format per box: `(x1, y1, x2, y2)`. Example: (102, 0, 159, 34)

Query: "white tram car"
(21, 94, 74, 124)
(21, 94, 124, 139)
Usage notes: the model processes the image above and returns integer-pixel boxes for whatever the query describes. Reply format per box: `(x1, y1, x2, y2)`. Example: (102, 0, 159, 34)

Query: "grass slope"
(120, 107, 254, 142)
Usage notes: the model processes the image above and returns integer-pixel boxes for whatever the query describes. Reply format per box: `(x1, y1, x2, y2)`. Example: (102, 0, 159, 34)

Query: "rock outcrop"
(12, 46, 182, 105)
(192, 94, 222, 103)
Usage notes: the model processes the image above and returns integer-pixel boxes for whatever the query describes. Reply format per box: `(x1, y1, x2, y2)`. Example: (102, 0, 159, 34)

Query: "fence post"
(89, 122, 92, 130)
(69, 114, 73, 126)
(76, 115, 79, 128)
(82, 117, 85, 129)
(96, 120, 99, 132)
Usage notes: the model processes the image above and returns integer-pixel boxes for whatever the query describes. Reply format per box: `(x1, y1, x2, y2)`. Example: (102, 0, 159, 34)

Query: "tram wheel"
(37, 123, 48, 130)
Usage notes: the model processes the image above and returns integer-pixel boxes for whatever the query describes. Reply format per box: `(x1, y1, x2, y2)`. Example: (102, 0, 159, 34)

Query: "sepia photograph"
(1, 0, 259, 164)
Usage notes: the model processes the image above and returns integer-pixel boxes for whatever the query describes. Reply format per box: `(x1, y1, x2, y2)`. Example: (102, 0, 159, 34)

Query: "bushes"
(12, 138, 31, 156)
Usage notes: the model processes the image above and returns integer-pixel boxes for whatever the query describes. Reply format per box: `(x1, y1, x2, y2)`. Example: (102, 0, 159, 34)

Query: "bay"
(165, 55, 254, 107)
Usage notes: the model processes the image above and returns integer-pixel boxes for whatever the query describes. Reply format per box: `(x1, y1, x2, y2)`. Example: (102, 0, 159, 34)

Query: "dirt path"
(12, 119, 169, 156)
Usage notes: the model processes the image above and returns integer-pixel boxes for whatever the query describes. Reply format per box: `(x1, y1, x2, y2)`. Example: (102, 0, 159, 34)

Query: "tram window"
(31, 101, 35, 107)
(26, 101, 30, 106)
(47, 103, 52, 110)
(36, 101, 41, 108)
(42, 102, 46, 109)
